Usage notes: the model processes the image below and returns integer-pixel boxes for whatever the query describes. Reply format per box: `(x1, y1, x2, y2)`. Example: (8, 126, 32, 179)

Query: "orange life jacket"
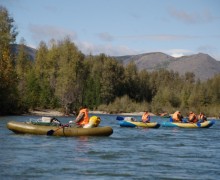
(172, 111, 181, 122)
(189, 113, 198, 123)
(198, 114, 206, 122)
(77, 108, 89, 125)
(142, 112, 150, 123)
(198, 114, 203, 119)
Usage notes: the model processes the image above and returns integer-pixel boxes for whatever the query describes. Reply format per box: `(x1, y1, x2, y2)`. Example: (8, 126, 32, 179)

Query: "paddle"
(47, 123, 70, 136)
(169, 117, 173, 122)
(116, 116, 124, 121)
(196, 122, 201, 127)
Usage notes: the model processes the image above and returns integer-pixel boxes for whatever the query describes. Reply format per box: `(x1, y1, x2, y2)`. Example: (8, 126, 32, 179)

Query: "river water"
(0, 115, 219, 180)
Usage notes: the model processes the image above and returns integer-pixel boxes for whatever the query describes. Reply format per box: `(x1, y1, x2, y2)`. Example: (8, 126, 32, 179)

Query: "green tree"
(0, 6, 18, 114)
(83, 55, 102, 108)
(100, 55, 124, 104)
(55, 37, 85, 113)
(25, 70, 41, 108)
(124, 61, 140, 100)
(15, 38, 33, 110)
(209, 74, 220, 104)
(138, 69, 151, 102)
(34, 41, 52, 107)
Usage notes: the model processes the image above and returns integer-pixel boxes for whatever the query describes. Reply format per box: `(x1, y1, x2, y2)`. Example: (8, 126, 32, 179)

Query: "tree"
(100, 56, 124, 104)
(34, 41, 52, 107)
(55, 37, 85, 113)
(124, 61, 140, 100)
(83, 55, 102, 108)
(0, 6, 18, 114)
(138, 69, 151, 102)
(15, 38, 33, 110)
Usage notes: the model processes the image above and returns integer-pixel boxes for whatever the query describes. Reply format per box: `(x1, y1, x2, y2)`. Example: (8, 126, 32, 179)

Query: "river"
(0, 115, 219, 180)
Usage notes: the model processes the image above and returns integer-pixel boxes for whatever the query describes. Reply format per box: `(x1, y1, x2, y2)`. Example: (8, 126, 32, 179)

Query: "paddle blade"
(211, 120, 216, 124)
(169, 117, 173, 122)
(47, 130, 55, 136)
(197, 122, 201, 127)
(116, 116, 124, 121)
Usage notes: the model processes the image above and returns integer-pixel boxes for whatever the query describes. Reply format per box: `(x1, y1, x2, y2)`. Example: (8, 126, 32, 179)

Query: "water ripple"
(0, 115, 220, 179)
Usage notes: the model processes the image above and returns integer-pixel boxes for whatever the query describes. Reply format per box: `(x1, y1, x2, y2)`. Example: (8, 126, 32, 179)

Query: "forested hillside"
(1, 6, 220, 117)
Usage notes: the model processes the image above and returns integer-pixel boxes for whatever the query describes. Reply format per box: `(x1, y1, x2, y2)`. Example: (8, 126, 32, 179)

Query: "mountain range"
(115, 52, 220, 81)
(11, 44, 220, 81)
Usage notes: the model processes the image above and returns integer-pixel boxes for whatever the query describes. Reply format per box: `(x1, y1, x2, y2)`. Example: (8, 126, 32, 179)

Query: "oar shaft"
(47, 123, 69, 136)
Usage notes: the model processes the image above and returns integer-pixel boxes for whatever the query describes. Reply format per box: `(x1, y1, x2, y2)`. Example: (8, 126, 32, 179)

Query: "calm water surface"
(0, 115, 219, 180)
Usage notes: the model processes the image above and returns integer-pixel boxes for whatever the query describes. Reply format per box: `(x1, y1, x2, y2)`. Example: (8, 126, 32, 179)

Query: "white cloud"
(77, 41, 138, 56)
(96, 32, 198, 42)
(165, 49, 193, 57)
(29, 24, 77, 44)
(117, 34, 198, 41)
(97, 32, 114, 42)
(169, 8, 219, 24)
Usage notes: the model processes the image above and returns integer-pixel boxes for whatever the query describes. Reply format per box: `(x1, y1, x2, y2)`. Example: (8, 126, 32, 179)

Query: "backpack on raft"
(124, 117, 136, 121)
(83, 116, 101, 128)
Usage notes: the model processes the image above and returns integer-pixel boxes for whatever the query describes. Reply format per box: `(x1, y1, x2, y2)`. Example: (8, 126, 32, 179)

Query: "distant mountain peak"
(115, 52, 220, 81)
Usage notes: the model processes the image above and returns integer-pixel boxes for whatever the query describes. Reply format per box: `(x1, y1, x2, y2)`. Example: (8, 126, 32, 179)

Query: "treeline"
(1, 6, 220, 116)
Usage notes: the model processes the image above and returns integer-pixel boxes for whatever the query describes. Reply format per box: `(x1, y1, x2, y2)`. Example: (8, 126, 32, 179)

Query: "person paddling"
(172, 111, 183, 122)
(142, 111, 150, 123)
(69, 105, 101, 128)
(188, 111, 198, 123)
(197, 112, 207, 123)
(73, 105, 89, 127)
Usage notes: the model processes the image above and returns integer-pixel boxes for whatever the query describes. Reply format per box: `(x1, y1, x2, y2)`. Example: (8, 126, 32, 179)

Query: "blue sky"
(1, 0, 220, 59)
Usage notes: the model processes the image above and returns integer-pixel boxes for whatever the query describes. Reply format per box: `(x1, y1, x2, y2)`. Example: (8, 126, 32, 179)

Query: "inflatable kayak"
(158, 113, 170, 118)
(160, 115, 171, 118)
(7, 121, 113, 137)
(162, 120, 215, 128)
(116, 116, 160, 128)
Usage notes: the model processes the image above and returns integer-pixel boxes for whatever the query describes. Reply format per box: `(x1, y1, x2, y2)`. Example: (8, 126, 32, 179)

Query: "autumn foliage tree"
(0, 6, 18, 114)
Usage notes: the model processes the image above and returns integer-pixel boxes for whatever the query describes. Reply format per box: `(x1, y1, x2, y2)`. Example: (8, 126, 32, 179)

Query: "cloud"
(96, 33, 199, 42)
(97, 32, 114, 42)
(29, 24, 77, 44)
(118, 34, 198, 41)
(169, 8, 218, 24)
(77, 41, 138, 56)
(165, 49, 193, 57)
(96, 31, 198, 42)
(77, 41, 199, 58)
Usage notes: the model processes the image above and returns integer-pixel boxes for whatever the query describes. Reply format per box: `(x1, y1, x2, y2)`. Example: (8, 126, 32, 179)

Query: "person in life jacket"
(172, 111, 183, 122)
(142, 111, 150, 123)
(197, 112, 207, 123)
(74, 105, 89, 127)
(159, 112, 168, 117)
(188, 111, 198, 123)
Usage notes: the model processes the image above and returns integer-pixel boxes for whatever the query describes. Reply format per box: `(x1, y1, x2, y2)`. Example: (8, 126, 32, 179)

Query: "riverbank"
(26, 109, 218, 119)
(27, 109, 64, 117)
(27, 109, 156, 117)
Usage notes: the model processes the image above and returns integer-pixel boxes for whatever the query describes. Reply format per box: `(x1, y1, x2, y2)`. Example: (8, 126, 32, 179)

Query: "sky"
(1, 0, 220, 60)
